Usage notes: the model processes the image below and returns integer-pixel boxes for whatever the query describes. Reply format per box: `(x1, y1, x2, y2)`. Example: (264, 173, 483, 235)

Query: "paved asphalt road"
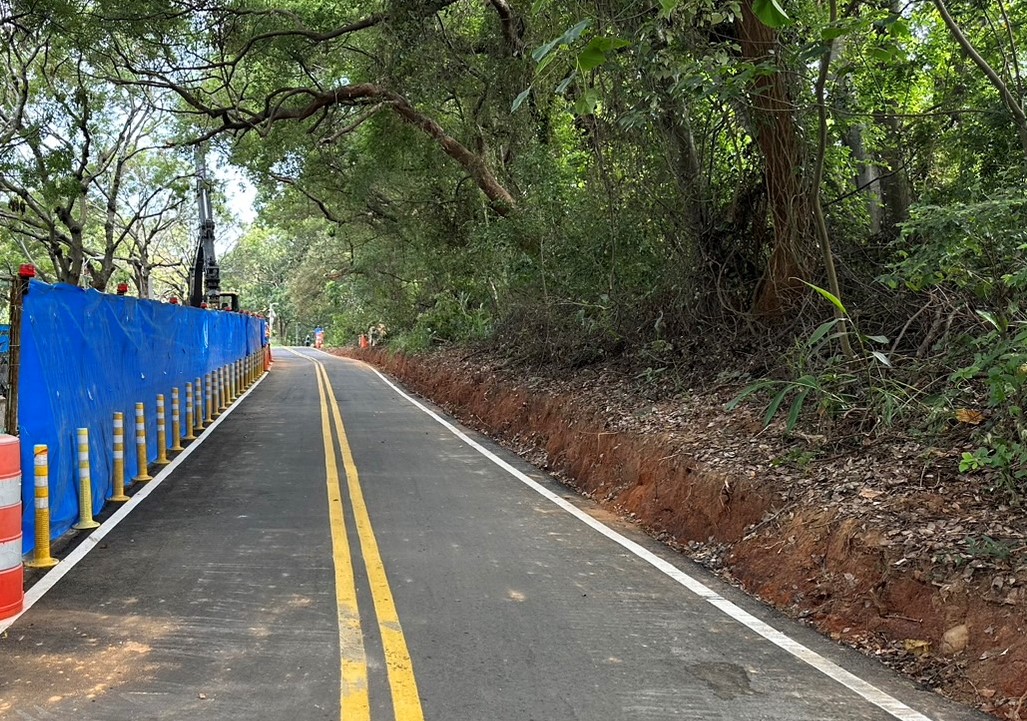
(0, 349, 989, 721)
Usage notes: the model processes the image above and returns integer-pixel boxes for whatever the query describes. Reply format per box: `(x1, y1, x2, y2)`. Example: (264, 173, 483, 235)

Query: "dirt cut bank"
(338, 346, 1027, 720)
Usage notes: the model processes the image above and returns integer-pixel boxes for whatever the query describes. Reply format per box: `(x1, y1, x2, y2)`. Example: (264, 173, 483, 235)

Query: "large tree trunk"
(736, 0, 813, 315)
(657, 98, 710, 237)
(832, 38, 883, 237)
(842, 124, 882, 236)
(134, 263, 152, 299)
(874, 112, 911, 239)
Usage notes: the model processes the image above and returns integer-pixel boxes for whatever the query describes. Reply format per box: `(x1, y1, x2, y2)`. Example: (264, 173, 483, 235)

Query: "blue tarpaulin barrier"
(18, 281, 266, 553)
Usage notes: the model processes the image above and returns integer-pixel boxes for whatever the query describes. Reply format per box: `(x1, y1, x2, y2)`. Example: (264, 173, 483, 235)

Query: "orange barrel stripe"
(0, 434, 23, 619)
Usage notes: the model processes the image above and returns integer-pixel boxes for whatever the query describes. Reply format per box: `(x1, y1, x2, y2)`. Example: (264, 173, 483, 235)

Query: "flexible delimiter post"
(184, 382, 197, 441)
(171, 387, 184, 452)
(155, 395, 169, 466)
(110, 412, 129, 502)
(133, 402, 153, 483)
(25, 445, 58, 568)
(205, 374, 214, 424)
(216, 367, 226, 412)
(71, 428, 100, 530)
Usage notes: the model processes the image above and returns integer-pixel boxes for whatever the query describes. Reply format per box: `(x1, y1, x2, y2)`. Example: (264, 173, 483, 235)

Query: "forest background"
(3, 0, 1025, 486)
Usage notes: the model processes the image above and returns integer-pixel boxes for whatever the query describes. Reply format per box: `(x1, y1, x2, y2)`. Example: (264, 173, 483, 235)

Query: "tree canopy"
(3, 0, 1027, 483)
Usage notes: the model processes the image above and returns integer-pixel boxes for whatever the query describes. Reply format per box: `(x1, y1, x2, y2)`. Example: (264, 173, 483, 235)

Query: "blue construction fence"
(18, 280, 267, 553)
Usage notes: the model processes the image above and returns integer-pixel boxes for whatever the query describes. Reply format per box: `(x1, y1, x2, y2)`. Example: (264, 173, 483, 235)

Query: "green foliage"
(770, 447, 821, 469)
(18, 0, 1027, 500)
(883, 190, 1027, 305)
(727, 285, 911, 432)
(882, 188, 1027, 492)
(964, 534, 1014, 561)
(752, 0, 791, 28)
(411, 291, 493, 345)
(949, 323, 1027, 492)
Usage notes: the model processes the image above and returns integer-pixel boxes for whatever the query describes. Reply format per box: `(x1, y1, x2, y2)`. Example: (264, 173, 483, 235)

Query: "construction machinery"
(188, 148, 239, 311)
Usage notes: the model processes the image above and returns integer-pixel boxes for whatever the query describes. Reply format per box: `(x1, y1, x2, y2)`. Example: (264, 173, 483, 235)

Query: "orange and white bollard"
(109, 412, 129, 502)
(134, 402, 153, 483)
(72, 427, 100, 530)
(0, 435, 25, 619)
(184, 382, 197, 441)
(155, 394, 169, 466)
(25, 444, 58, 568)
(170, 387, 184, 452)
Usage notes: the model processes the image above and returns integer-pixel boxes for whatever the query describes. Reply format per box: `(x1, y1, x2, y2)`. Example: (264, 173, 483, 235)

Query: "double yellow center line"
(301, 350, 425, 721)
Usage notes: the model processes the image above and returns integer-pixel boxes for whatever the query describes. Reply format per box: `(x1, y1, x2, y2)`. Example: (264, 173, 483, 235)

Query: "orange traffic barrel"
(0, 434, 23, 619)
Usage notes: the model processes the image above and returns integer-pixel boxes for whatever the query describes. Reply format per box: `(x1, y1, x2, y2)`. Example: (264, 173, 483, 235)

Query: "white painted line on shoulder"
(0, 370, 270, 636)
(356, 362, 936, 721)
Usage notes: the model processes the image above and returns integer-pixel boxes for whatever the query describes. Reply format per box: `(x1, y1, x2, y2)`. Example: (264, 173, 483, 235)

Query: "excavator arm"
(189, 148, 238, 311)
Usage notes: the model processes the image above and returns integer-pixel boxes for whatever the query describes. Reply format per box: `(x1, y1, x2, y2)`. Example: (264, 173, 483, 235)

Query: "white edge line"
(0, 370, 271, 636)
(337, 358, 937, 721)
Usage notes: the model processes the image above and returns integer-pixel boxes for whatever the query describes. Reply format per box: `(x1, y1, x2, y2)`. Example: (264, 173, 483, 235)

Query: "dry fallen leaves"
(955, 409, 985, 425)
(904, 639, 932, 656)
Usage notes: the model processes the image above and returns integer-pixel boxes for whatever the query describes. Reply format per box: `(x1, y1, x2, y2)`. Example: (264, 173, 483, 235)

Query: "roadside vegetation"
(3, 1, 1027, 711)
(2, 0, 1024, 529)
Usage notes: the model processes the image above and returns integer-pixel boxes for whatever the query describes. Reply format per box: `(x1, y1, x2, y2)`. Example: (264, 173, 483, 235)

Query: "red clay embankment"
(339, 347, 1027, 719)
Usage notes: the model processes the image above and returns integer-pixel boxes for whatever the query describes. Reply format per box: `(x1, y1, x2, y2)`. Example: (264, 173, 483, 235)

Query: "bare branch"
(486, 0, 525, 56)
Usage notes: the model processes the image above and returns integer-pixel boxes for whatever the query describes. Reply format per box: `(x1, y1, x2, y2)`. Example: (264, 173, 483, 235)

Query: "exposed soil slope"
(338, 346, 1027, 719)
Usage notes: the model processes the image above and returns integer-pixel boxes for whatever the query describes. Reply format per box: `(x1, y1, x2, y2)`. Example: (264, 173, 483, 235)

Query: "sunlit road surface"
(0, 349, 988, 721)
